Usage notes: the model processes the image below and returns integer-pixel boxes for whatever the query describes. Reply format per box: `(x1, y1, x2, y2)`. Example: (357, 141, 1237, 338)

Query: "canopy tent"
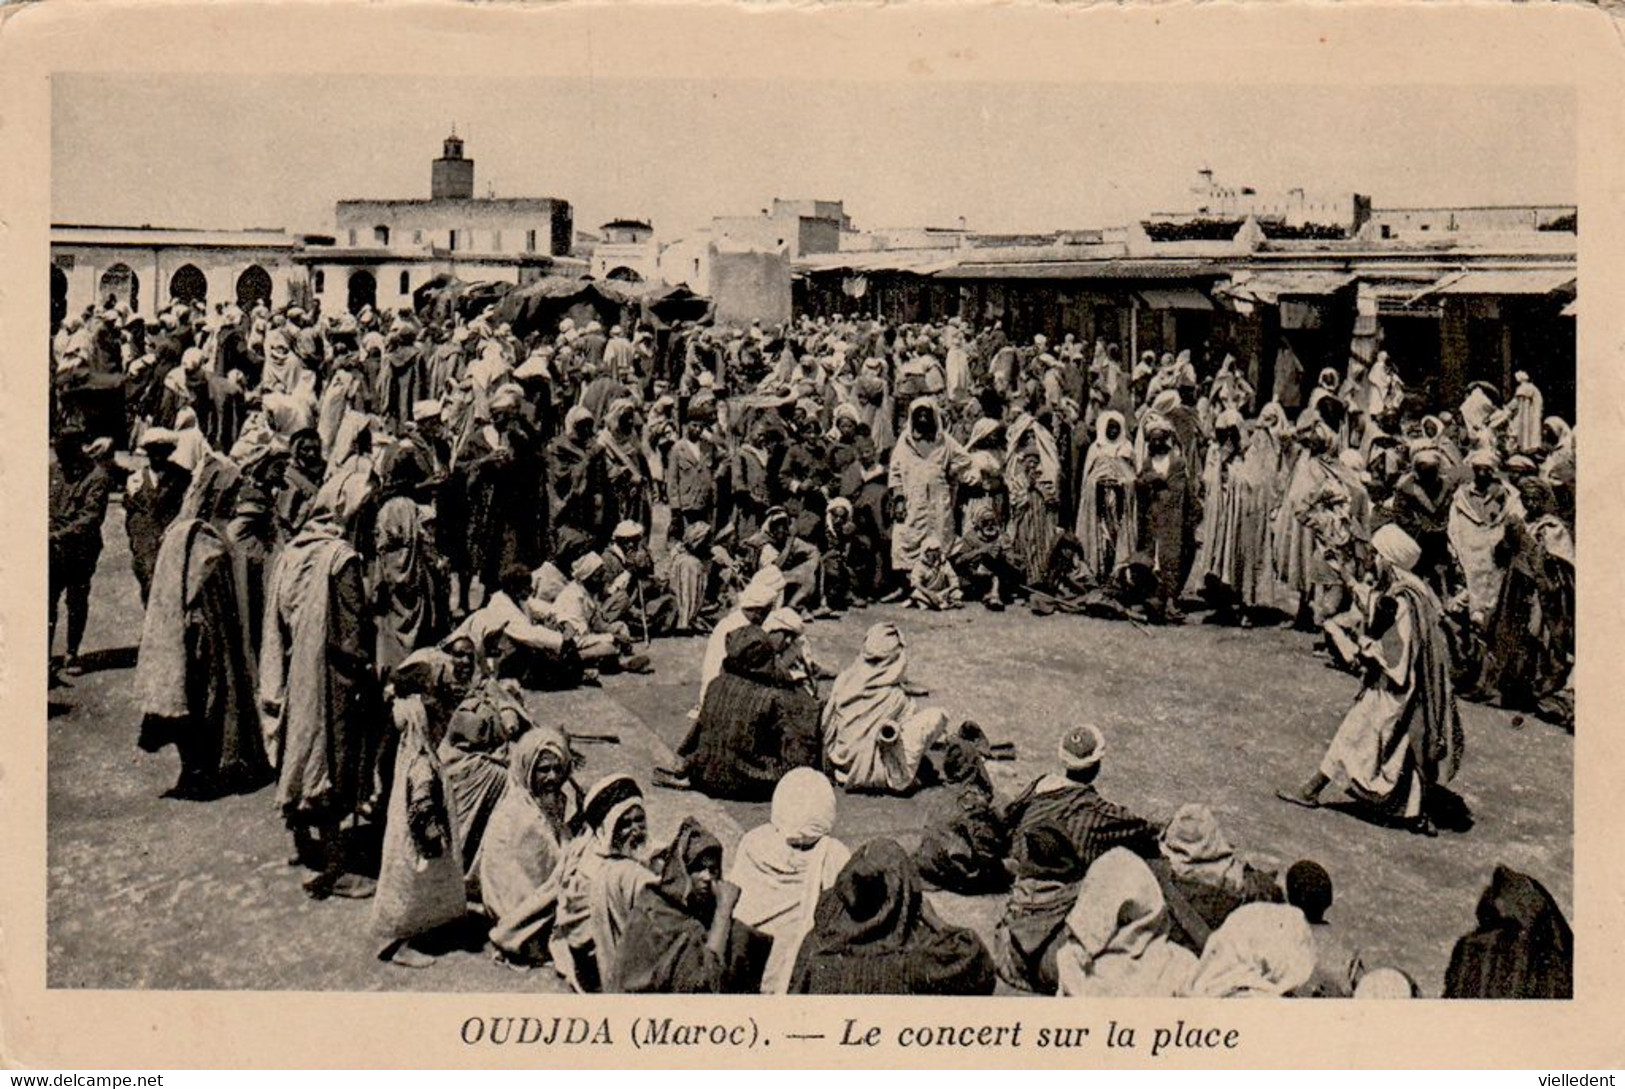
(1215, 269, 1356, 304)
(492, 276, 712, 337)
(595, 279, 713, 327)
(412, 276, 515, 324)
(491, 276, 619, 336)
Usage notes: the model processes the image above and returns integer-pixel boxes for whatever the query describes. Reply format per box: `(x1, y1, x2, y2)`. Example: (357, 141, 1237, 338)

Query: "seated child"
(908, 535, 963, 610)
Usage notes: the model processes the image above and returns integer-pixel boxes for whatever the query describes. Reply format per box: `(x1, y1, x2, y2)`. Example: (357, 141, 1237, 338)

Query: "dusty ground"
(47, 505, 1573, 995)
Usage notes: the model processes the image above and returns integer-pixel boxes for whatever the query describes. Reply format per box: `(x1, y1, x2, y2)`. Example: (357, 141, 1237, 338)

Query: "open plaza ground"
(46, 505, 1572, 996)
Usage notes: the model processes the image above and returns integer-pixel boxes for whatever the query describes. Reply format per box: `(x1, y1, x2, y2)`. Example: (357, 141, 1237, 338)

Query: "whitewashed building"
(50, 224, 313, 326)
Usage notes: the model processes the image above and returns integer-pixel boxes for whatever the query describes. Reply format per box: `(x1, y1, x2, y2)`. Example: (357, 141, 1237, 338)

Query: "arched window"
(51, 265, 69, 330)
(313, 269, 326, 293)
(168, 264, 207, 305)
(399, 270, 411, 295)
(374, 225, 390, 246)
(98, 263, 140, 310)
(236, 264, 273, 307)
(347, 269, 377, 314)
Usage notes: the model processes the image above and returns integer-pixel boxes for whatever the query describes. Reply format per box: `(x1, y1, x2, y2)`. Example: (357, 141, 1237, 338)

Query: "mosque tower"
(431, 129, 475, 200)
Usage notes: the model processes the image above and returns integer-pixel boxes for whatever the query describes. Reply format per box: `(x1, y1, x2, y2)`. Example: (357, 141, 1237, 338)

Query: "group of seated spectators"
(46, 291, 1574, 997)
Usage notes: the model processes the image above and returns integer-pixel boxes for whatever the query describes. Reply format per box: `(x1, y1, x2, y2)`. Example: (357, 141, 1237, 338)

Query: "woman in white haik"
(728, 768, 852, 994)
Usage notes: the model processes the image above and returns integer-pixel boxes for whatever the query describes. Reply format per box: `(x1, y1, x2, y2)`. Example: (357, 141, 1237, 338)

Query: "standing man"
(260, 496, 378, 899)
(548, 405, 604, 561)
(666, 411, 718, 543)
(888, 399, 964, 600)
(49, 427, 112, 676)
(1277, 525, 1464, 837)
(124, 427, 192, 606)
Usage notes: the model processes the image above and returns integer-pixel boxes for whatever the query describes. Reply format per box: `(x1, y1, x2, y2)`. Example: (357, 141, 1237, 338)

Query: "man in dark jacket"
(124, 428, 192, 605)
(1002, 724, 1162, 873)
(49, 427, 113, 675)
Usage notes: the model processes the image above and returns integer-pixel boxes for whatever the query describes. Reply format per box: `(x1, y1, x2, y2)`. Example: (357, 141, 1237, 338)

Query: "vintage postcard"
(1, 0, 1621, 1071)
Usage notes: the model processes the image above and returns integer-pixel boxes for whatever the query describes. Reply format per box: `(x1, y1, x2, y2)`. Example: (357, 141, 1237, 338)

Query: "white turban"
(571, 552, 605, 582)
(763, 607, 804, 637)
(739, 566, 785, 610)
(1371, 524, 1422, 572)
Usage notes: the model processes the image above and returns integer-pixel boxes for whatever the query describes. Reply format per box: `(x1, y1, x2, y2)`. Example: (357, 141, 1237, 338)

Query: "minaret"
(432, 129, 475, 200)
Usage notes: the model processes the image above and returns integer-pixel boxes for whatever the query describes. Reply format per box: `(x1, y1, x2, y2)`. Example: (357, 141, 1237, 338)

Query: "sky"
(52, 74, 1575, 241)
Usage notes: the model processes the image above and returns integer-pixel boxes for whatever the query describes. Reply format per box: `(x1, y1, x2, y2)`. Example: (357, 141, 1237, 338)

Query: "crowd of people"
(47, 290, 1575, 997)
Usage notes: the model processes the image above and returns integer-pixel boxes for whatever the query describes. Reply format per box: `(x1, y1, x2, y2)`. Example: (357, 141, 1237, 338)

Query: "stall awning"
(1217, 270, 1354, 304)
(1429, 268, 1576, 296)
(1136, 287, 1214, 311)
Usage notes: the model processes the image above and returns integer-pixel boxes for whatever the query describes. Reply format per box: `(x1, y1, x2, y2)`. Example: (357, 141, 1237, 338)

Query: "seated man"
(1149, 802, 1283, 954)
(817, 498, 864, 615)
(696, 566, 784, 710)
(821, 622, 948, 795)
(553, 552, 653, 675)
(547, 775, 655, 993)
(762, 607, 831, 697)
(752, 507, 820, 613)
(913, 730, 1010, 894)
(1001, 724, 1161, 872)
(657, 625, 822, 801)
(788, 838, 996, 995)
(954, 505, 1025, 611)
(1028, 532, 1097, 617)
(602, 520, 678, 637)
(666, 520, 725, 635)
(453, 563, 584, 690)
(614, 817, 769, 994)
(992, 823, 1089, 994)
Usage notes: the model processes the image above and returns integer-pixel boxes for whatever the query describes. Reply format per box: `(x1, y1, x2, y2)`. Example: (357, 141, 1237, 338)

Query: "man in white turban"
(1448, 446, 1525, 628)
(694, 566, 784, 711)
(1277, 524, 1464, 837)
(552, 551, 651, 676)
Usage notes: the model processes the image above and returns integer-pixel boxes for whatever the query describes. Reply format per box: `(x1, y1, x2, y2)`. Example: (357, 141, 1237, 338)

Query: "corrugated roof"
(1431, 268, 1576, 296)
(1137, 287, 1214, 311)
(1219, 270, 1354, 302)
(794, 249, 963, 275)
(937, 259, 1222, 281)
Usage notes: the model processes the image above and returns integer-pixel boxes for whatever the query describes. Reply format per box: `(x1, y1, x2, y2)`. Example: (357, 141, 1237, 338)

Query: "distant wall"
(711, 249, 791, 327)
(51, 244, 302, 318)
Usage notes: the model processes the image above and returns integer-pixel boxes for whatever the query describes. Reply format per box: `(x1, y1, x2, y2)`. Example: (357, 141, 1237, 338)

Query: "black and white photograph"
(10, 4, 1617, 1073)
(41, 66, 1582, 1005)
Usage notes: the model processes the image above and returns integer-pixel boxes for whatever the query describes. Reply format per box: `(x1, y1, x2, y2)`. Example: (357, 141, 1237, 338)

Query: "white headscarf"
(1056, 848, 1197, 998)
(727, 770, 851, 994)
(1185, 902, 1317, 998)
